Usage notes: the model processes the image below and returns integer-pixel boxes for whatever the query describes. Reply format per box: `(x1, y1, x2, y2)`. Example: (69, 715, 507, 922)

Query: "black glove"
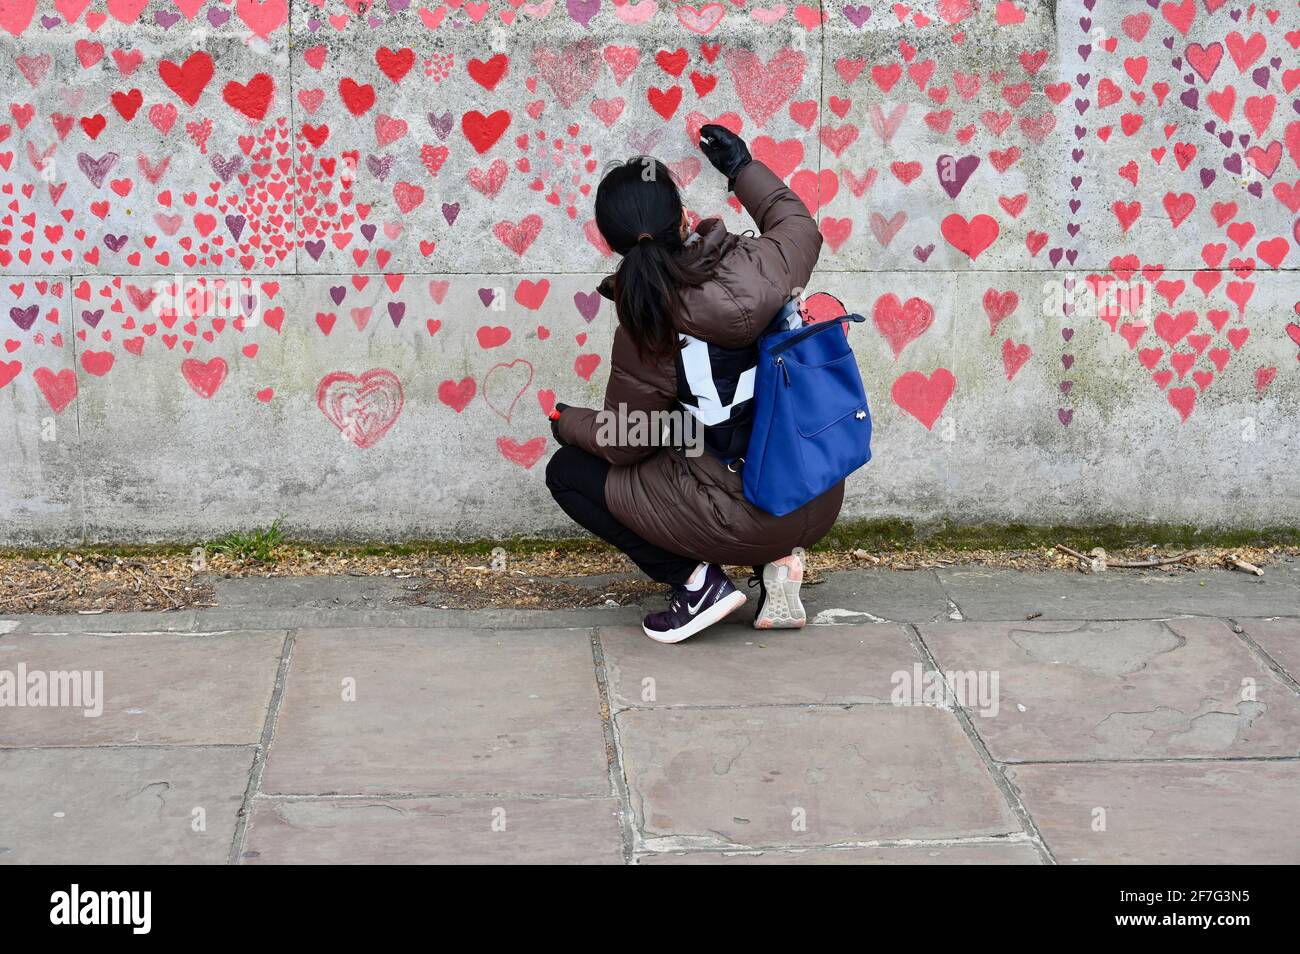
(550, 402, 570, 444)
(698, 123, 751, 190)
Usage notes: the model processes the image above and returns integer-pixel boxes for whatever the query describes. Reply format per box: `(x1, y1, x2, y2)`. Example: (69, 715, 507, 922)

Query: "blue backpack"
(741, 303, 873, 517)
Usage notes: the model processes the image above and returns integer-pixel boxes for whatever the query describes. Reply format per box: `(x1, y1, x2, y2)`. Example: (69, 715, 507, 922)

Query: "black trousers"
(545, 445, 700, 586)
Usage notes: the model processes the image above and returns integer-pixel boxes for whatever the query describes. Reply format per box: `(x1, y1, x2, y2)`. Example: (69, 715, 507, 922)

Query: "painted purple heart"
(367, 14, 383, 27)
(1229, 8, 1241, 20)
(1180, 88, 1199, 109)
(81, 309, 104, 328)
(574, 290, 601, 322)
(104, 234, 127, 252)
(305, 240, 325, 261)
(1074, 125, 1086, 140)
(1238, 134, 1250, 148)
(1218, 131, 1233, 148)
(154, 10, 179, 27)
(330, 286, 347, 306)
(1049, 248, 1063, 267)
(1078, 45, 1092, 62)
(1062, 328, 1074, 342)
(1172, 58, 1182, 70)
(1079, 17, 1090, 31)
(1205, 120, 1216, 133)
(366, 154, 394, 180)
(1076, 72, 1091, 88)
(1200, 168, 1216, 188)
(441, 202, 460, 225)
(208, 7, 230, 27)
(478, 288, 496, 308)
(842, 3, 872, 27)
(1252, 67, 1269, 89)
(1084, 0, 1095, 9)
(307, 17, 321, 32)
(240, 294, 258, 317)
(77, 152, 119, 189)
(388, 0, 410, 10)
(627, 128, 662, 154)
(913, 244, 935, 263)
(427, 111, 452, 140)
(1069, 199, 1081, 214)
(1247, 181, 1262, 198)
(225, 215, 246, 241)
(360, 223, 377, 242)
(567, 0, 600, 28)
(9, 305, 39, 331)
(40, 15, 60, 27)
(1062, 354, 1075, 370)
(1066, 250, 1078, 266)
(1163, 37, 1174, 50)
(211, 153, 243, 183)
(1060, 381, 1074, 394)
(1072, 148, 1084, 162)
(1074, 98, 1090, 115)
(936, 154, 979, 199)
(1059, 408, 1073, 427)
(1270, 57, 1281, 70)
(387, 302, 405, 327)
(1071, 176, 1082, 190)
(1063, 301, 1075, 317)
(1067, 223, 1080, 237)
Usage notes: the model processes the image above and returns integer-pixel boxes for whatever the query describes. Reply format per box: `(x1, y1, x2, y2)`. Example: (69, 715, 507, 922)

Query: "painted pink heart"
(497, 436, 547, 469)
(483, 359, 533, 422)
(181, 357, 227, 398)
(723, 47, 806, 128)
(872, 293, 934, 358)
(891, 369, 956, 430)
(316, 368, 404, 448)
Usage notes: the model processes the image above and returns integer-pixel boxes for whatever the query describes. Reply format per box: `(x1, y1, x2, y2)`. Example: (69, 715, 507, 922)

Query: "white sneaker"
(750, 553, 806, 629)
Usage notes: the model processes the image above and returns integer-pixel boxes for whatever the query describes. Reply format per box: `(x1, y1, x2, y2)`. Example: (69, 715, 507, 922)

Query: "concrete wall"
(1, 0, 1297, 544)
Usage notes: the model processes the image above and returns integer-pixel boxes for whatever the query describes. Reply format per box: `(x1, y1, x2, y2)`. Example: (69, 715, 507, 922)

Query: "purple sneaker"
(641, 564, 747, 644)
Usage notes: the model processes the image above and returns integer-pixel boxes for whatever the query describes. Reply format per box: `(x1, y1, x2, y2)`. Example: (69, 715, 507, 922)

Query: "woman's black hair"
(594, 157, 711, 361)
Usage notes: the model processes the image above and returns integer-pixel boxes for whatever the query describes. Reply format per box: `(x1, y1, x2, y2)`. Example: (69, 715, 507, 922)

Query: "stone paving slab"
(638, 842, 1042, 864)
(0, 631, 285, 746)
(5, 610, 204, 635)
(935, 562, 1300, 621)
(1005, 761, 1300, 865)
(0, 746, 252, 865)
(617, 705, 1017, 849)
(211, 576, 413, 610)
(261, 628, 609, 797)
(5, 604, 646, 635)
(599, 623, 920, 708)
(1237, 618, 1300, 683)
(805, 569, 956, 624)
(243, 797, 623, 864)
(920, 617, 1300, 762)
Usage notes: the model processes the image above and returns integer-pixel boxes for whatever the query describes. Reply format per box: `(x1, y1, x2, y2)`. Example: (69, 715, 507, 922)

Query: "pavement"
(1, 562, 1298, 865)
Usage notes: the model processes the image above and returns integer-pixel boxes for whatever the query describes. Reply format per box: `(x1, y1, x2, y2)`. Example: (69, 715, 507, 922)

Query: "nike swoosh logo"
(687, 592, 710, 614)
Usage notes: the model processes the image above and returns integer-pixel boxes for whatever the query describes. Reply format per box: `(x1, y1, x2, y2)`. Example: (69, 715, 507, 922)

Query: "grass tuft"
(205, 518, 286, 564)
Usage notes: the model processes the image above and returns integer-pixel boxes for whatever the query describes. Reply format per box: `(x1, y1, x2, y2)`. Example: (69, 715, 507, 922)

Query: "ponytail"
(594, 157, 712, 362)
(613, 239, 710, 361)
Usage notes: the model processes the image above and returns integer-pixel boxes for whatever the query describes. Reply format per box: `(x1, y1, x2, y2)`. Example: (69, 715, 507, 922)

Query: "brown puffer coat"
(556, 160, 844, 567)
